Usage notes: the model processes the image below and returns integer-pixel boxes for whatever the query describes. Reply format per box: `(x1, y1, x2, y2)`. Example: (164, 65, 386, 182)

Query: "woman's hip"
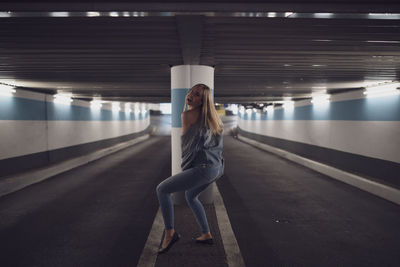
(193, 163, 223, 183)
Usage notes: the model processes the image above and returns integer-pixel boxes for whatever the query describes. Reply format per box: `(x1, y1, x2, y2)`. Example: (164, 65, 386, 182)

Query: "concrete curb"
(0, 134, 150, 198)
(237, 134, 400, 206)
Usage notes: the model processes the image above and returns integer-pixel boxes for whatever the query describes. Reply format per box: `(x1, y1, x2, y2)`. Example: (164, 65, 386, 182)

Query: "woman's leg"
(156, 167, 207, 231)
(185, 165, 223, 236)
(185, 182, 213, 234)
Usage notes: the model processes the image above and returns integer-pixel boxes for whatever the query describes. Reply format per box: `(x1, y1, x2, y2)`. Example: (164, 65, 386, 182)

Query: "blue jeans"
(156, 163, 224, 234)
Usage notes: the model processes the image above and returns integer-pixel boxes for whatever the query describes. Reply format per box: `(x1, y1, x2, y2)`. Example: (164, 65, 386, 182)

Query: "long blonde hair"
(184, 83, 224, 135)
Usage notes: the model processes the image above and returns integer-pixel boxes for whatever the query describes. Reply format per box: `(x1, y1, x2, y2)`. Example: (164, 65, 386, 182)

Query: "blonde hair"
(184, 83, 224, 135)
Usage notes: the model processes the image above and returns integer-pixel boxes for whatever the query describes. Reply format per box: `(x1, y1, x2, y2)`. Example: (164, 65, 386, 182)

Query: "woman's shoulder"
(182, 109, 200, 124)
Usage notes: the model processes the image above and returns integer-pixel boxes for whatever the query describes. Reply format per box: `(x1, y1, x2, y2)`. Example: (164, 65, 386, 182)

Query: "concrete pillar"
(170, 65, 214, 205)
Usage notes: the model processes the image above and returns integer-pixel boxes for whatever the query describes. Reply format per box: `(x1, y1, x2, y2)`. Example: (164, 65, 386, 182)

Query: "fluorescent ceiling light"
(363, 82, 400, 98)
(124, 103, 132, 113)
(311, 94, 331, 104)
(50, 12, 69, 17)
(134, 103, 141, 114)
(366, 40, 400, 44)
(313, 39, 332, 42)
(314, 13, 334, 18)
(0, 84, 16, 96)
(140, 103, 147, 114)
(0, 12, 11, 18)
(368, 13, 392, 16)
(132, 12, 145, 17)
(364, 90, 400, 98)
(91, 100, 103, 109)
(229, 104, 239, 114)
(54, 94, 73, 104)
(112, 102, 121, 112)
(86, 11, 100, 17)
(265, 105, 274, 112)
(283, 101, 294, 109)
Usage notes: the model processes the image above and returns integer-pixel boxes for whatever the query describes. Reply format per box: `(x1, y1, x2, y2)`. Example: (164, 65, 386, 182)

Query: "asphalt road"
(0, 136, 171, 267)
(217, 135, 400, 267)
(1, 128, 400, 267)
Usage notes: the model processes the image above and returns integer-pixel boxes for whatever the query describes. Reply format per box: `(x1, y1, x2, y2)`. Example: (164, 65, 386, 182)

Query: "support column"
(171, 65, 214, 205)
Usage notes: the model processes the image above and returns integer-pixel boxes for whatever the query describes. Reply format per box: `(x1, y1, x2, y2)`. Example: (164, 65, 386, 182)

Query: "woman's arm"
(181, 111, 191, 135)
(182, 109, 200, 135)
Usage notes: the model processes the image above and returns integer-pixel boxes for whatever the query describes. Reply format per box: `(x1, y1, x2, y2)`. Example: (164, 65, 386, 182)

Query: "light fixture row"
(240, 82, 399, 114)
(88, 99, 147, 114)
(2, 83, 399, 115)
(1, 11, 400, 20)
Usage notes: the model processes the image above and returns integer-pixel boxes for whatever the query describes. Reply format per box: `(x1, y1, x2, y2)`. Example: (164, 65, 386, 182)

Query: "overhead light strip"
(0, 11, 400, 20)
(363, 82, 400, 98)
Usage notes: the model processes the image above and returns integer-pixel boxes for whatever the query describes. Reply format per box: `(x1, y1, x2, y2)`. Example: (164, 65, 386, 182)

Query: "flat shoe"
(158, 230, 165, 249)
(192, 237, 214, 245)
(158, 232, 181, 254)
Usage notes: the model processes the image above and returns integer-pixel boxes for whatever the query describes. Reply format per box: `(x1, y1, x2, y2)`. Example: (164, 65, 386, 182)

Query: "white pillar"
(170, 65, 215, 205)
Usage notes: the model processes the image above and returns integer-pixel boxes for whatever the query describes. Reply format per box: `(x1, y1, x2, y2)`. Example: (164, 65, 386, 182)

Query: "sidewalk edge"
(237, 134, 400, 206)
(0, 134, 150, 198)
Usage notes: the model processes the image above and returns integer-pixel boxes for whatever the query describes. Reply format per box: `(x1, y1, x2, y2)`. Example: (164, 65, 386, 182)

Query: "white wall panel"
(0, 120, 47, 160)
(238, 117, 400, 164)
(1, 88, 151, 162)
(47, 117, 149, 150)
(1, 117, 149, 160)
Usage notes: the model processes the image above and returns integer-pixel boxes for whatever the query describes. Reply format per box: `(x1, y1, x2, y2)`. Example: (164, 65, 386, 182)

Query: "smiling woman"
(156, 83, 225, 254)
(185, 86, 202, 107)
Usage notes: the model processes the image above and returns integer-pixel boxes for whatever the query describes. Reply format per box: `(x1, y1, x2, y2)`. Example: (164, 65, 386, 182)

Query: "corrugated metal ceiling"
(0, 1, 399, 103)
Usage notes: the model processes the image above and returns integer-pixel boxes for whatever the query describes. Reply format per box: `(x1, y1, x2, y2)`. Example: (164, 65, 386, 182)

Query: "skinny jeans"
(156, 163, 224, 234)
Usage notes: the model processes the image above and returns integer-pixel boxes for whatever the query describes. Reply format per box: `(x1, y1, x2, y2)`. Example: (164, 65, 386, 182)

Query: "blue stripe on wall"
(0, 95, 46, 120)
(0, 95, 149, 121)
(172, 88, 189, 127)
(239, 95, 400, 121)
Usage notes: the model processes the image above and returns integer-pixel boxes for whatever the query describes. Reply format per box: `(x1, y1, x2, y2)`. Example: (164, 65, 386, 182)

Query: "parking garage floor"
(1, 133, 400, 266)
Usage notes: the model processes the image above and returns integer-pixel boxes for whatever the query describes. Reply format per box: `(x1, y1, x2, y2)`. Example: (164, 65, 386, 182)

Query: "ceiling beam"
(1, 2, 400, 13)
(175, 15, 204, 65)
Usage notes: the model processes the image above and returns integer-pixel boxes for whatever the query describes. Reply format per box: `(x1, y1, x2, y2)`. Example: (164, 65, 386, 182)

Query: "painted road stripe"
(214, 183, 246, 267)
(137, 208, 164, 267)
(137, 182, 246, 267)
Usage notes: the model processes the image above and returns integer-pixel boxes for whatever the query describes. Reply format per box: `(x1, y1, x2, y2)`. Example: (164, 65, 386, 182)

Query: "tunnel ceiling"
(0, 1, 400, 103)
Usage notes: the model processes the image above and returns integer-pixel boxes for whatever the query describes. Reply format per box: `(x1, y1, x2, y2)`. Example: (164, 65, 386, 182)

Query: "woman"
(156, 83, 225, 254)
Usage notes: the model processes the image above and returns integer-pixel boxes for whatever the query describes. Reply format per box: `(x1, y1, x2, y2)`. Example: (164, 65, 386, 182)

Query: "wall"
(0, 89, 150, 177)
(237, 90, 400, 188)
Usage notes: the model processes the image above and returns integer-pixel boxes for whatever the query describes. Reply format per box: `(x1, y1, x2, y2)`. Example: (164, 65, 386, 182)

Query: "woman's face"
(186, 86, 204, 108)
